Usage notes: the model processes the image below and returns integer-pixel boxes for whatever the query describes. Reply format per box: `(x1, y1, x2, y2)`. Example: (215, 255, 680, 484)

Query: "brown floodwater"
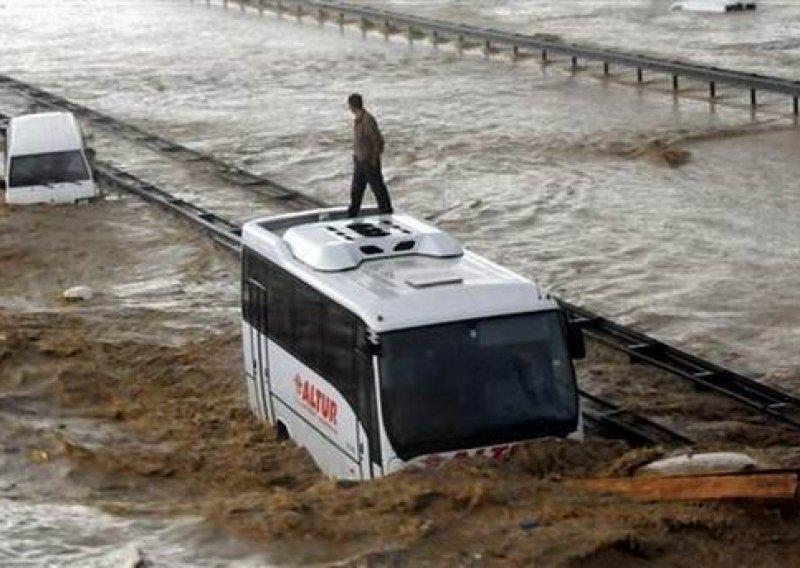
(1, 0, 800, 563)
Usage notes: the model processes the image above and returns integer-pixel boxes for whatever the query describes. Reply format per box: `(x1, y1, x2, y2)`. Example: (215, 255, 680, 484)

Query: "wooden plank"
(573, 471, 799, 503)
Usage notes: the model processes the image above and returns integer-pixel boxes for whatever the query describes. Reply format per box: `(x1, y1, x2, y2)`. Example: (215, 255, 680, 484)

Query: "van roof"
(242, 208, 557, 332)
(8, 112, 83, 157)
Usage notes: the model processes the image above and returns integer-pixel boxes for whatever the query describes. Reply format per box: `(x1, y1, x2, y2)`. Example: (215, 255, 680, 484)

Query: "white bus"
(2, 112, 98, 205)
(241, 208, 584, 480)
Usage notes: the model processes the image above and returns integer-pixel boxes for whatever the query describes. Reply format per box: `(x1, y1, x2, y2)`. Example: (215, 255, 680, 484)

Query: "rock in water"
(62, 286, 93, 301)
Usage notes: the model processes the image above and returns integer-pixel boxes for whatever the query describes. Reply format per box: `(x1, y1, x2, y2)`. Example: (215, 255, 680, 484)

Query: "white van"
(3, 112, 97, 205)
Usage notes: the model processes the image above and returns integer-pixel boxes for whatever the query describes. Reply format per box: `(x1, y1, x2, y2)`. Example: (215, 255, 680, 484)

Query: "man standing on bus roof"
(347, 93, 393, 218)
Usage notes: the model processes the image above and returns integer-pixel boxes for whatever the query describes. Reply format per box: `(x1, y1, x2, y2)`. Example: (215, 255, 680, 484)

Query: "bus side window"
(241, 250, 254, 326)
(322, 303, 357, 408)
(242, 249, 269, 334)
(295, 282, 323, 371)
(268, 267, 295, 347)
(241, 278, 252, 323)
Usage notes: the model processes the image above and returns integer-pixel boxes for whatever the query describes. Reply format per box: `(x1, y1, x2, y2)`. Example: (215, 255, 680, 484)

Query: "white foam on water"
(0, 498, 271, 567)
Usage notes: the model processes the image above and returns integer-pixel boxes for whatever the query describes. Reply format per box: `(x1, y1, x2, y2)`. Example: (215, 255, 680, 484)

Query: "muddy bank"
(4, 308, 800, 566)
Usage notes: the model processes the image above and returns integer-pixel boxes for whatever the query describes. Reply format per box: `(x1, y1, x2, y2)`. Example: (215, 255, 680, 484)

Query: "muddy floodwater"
(1, 0, 800, 565)
(2, 0, 799, 376)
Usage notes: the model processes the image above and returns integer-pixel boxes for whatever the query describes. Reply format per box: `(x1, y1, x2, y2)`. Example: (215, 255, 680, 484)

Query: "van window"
(9, 151, 90, 187)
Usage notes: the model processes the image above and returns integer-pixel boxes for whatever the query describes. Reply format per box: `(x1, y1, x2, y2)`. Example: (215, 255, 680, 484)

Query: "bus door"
(247, 278, 273, 423)
(356, 332, 383, 479)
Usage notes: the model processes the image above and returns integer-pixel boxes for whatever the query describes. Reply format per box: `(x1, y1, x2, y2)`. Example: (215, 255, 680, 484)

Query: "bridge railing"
(202, 0, 800, 114)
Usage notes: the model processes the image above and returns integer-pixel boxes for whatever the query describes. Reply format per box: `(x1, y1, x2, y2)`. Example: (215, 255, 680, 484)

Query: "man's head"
(348, 93, 364, 116)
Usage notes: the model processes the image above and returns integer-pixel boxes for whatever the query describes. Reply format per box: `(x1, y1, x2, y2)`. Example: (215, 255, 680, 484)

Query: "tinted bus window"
(379, 311, 578, 458)
(268, 267, 295, 346)
(242, 248, 269, 332)
(323, 303, 357, 407)
(241, 277, 253, 325)
(9, 151, 90, 187)
(295, 282, 323, 371)
(243, 249, 378, 448)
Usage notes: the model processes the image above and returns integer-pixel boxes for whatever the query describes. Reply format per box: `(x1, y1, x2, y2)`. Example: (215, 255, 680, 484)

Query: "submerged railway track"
(3, 76, 800, 448)
(82, 155, 703, 450)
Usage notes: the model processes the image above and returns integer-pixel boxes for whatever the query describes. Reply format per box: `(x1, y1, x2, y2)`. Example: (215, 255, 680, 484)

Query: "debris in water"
(122, 545, 152, 568)
(62, 285, 93, 302)
(636, 452, 760, 476)
(29, 449, 49, 463)
(618, 139, 691, 168)
(419, 518, 436, 537)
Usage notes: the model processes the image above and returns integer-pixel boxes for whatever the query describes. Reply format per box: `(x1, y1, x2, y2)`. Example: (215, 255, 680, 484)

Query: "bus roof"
(7, 112, 83, 157)
(242, 208, 557, 332)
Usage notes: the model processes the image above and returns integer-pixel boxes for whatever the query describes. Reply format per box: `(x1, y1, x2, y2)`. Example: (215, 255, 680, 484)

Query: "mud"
(2, 312, 795, 566)
(4, 200, 800, 566)
(613, 139, 691, 168)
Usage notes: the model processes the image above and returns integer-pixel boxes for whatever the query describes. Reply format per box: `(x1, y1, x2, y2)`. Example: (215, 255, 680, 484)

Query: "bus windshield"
(379, 311, 579, 459)
(9, 151, 90, 187)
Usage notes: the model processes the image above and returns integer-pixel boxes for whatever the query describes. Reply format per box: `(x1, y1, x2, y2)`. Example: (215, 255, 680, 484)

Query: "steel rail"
(562, 300, 800, 430)
(94, 161, 244, 252)
(211, 0, 800, 112)
(580, 389, 694, 447)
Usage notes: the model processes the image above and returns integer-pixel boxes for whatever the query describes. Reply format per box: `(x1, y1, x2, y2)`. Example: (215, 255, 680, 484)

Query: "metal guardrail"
(208, 0, 800, 113)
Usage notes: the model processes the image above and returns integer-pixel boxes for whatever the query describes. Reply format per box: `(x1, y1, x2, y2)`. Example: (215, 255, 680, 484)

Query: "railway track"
(563, 301, 800, 430)
(89, 157, 800, 447)
(93, 157, 694, 448)
(205, 0, 800, 114)
(0, 106, 689, 446)
(3, 80, 800, 446)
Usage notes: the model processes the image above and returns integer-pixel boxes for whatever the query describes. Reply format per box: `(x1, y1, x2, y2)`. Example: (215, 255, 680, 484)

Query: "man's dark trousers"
(348, 157, 393, 218)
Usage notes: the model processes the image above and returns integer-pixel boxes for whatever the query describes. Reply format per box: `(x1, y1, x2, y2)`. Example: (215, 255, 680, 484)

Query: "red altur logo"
(294, 373, 338, 427)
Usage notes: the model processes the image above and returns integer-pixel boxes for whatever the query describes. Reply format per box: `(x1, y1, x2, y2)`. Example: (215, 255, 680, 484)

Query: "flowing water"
(1, 0, 799, 563)
(0, 499, 266, 567)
